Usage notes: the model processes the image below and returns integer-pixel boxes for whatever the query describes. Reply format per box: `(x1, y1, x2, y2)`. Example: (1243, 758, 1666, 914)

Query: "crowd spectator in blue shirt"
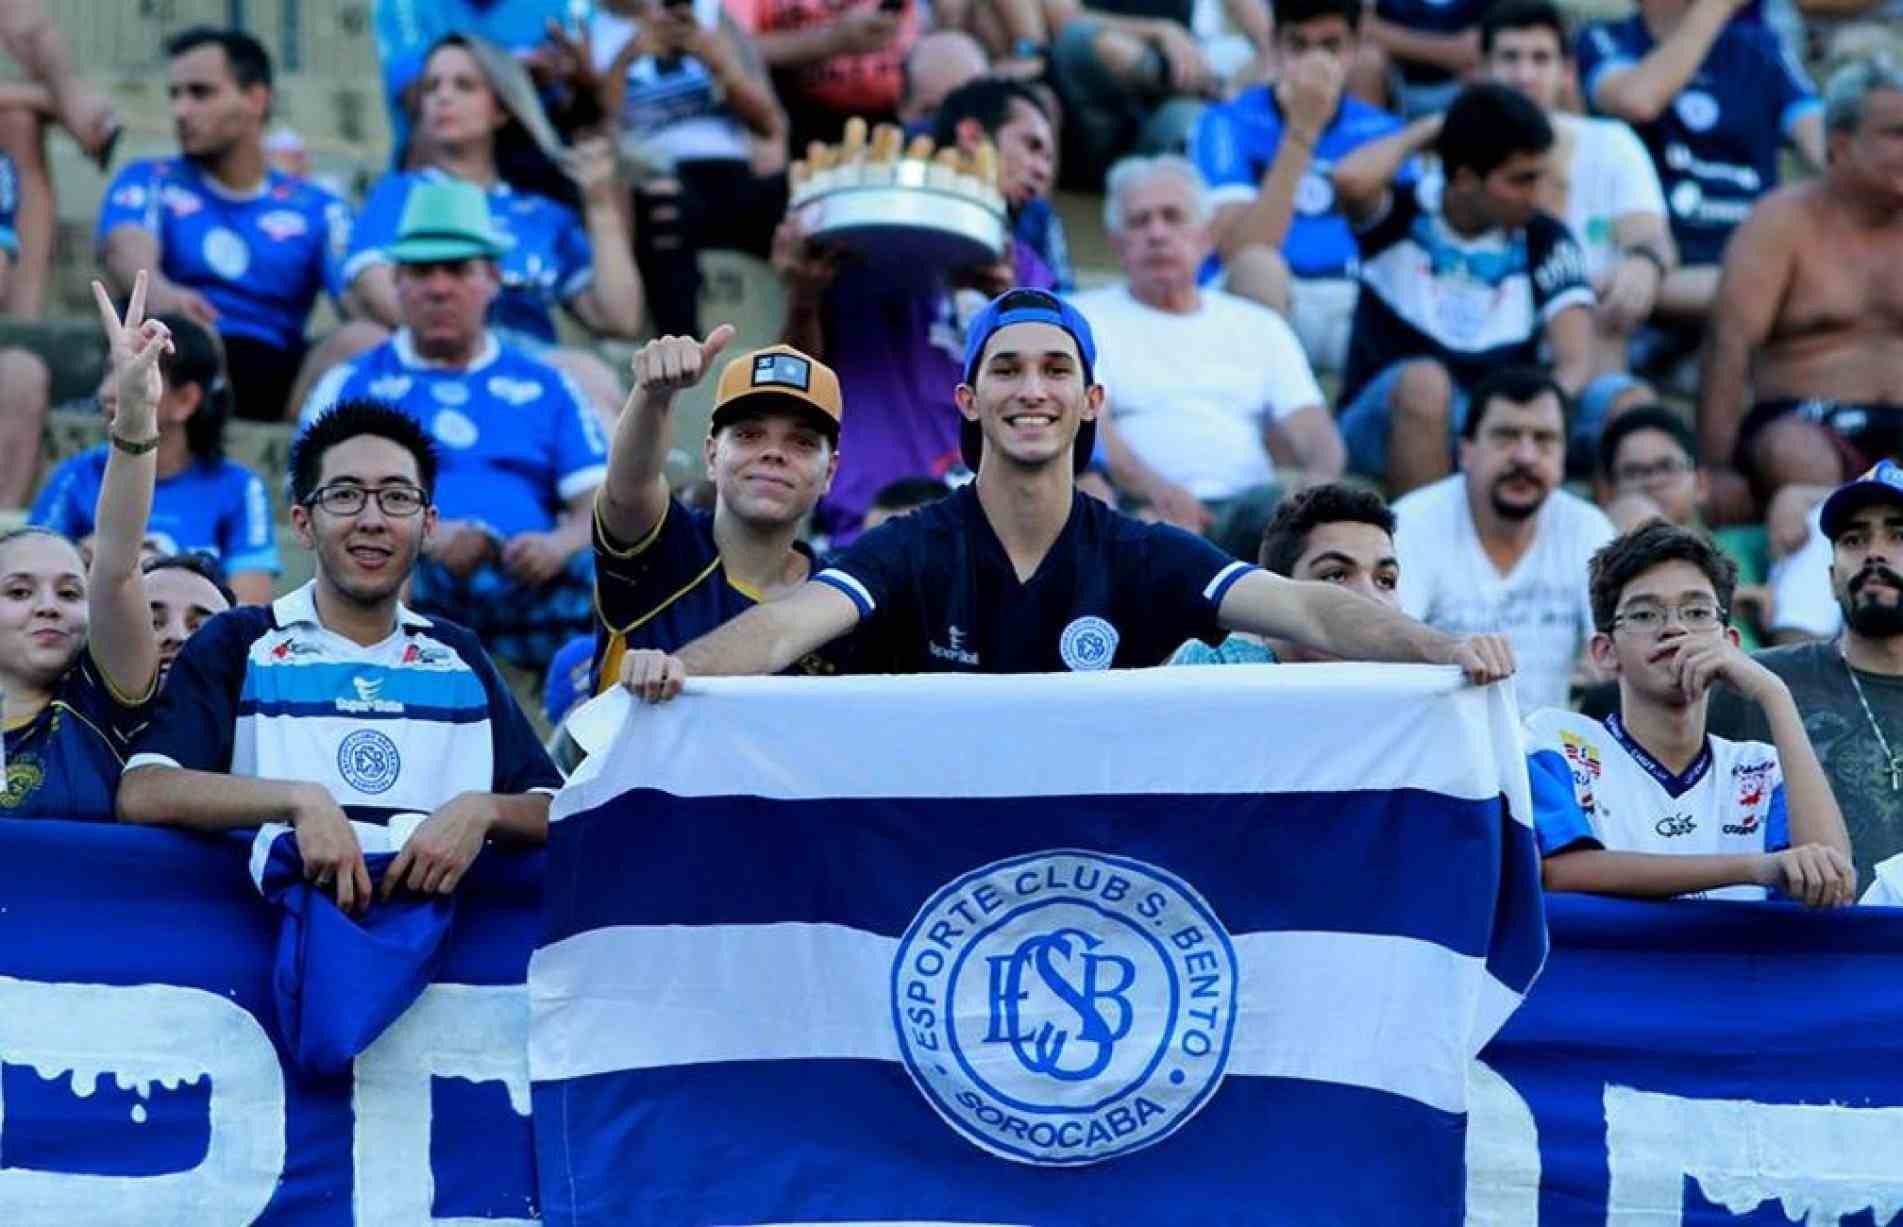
(0, 148, 50, 508)
(33, 313, 279, 604)
(1190, 0, 1408, 373)
(1577, 0, 1823, 328)
(119, 400, 561, 917)
(302, 180, 608, 671)
(96, 28, 351, 423)
(2, 275, 195, 822)
(372, 0, 568, 160)
(323, 34, 643, 425)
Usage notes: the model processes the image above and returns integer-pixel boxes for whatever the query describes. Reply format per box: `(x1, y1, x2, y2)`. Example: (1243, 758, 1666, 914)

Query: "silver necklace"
(1841, 641, 1902, 791)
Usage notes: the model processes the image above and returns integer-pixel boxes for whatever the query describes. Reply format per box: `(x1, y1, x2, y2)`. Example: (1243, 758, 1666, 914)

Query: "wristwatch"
(109, 432, 161, 456)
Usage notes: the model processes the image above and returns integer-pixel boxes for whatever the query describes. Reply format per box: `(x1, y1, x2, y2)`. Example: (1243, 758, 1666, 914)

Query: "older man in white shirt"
(1072, 154, 1343, 533)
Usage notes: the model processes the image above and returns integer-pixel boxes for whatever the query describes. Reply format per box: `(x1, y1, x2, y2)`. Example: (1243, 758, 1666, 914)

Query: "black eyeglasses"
(304, 484, 428, 518)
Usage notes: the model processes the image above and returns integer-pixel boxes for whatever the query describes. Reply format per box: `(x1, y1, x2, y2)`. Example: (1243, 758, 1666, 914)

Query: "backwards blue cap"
(958, 288, 1099, 473)
(1822, 459, 1903, 540)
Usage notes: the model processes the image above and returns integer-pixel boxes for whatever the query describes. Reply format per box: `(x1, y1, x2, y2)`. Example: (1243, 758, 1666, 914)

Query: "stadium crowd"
(0, 0, 1897, 908)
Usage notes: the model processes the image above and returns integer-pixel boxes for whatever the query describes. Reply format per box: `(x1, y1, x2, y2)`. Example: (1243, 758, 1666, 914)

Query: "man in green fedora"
(299, 179, 609, 671)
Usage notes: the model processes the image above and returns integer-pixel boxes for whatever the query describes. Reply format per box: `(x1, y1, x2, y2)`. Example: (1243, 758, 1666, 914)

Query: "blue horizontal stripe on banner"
(543, 789, 1536, 965)
(236, 700, 490, 724)
(533, 1059, 1463, 1227)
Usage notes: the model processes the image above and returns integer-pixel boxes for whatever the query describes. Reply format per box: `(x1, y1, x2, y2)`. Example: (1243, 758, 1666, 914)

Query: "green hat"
(384, 179, 514, 264)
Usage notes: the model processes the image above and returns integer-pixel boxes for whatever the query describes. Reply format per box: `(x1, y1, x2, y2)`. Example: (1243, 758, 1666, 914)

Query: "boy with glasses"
(1525, 521, 1854, 905)
(120, 400, 561, 917)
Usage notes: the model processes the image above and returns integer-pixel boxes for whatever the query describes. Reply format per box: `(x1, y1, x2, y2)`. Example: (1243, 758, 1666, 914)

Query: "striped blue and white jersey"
(126, 582, 559, 823)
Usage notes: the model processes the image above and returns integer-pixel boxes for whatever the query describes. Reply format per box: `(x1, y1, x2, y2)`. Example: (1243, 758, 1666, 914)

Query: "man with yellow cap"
(590, 325, 856, 697)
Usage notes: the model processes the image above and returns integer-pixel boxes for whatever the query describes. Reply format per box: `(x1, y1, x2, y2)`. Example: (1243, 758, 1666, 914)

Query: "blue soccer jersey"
(1192, 87, 1412, 281)
(1526, 708, 1790, 902)
(1, 650, 156, 823)
(300, 330, 608, 540)
(95, 158, 350, 353)
(126, 583, 560, 824)
(814, 483, 1255, 673)
(345, 169, 593, 348)
(1342, 183, 1593, 405)
(1578, 16, 1818, 266)
(593, 497, 856, 689)
(31, 447, 281, 576)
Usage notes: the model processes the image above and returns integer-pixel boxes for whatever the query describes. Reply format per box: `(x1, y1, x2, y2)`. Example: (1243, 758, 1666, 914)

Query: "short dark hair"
(289, 401, 439, 506)
(1438, 82, 1553, 179)
(870, 476, 950, 515)
(1481, 0, 1568, 54)
(143, 551, 238, 608)
(154, 313, 233, 464)
(1272, 0, 1362, 33)
(931, 78, 1048, 148)
(1588, 520, 1738, 633)
(1596, 406, 1697, 482)
(166, 26, 274, 94)
(1258, 483, 1397, 575)
(1461, 365, 1570, 440)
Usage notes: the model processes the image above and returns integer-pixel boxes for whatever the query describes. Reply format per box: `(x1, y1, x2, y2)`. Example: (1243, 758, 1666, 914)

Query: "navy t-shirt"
(814, 484, 1255, 673)
(1375, 0, 1491, 84)
(593, 498, 856, 689)
(1578, 16, 1819, 265)
(1, 650, 155, 823)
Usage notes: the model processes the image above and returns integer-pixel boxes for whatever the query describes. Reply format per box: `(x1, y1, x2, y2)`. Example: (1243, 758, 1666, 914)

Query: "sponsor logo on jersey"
(929, 624, 980, 667)
(256, 209, 310, 242)
(335, 674, 405, 716)
(1654, 813, 1697, 838)
(486, 376, 545, 407)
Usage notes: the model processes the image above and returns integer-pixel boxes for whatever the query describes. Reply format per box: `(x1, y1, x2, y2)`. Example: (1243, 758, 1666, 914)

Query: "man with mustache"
(1392, 365, 1615, 711)
(1710, 461, 1903, 885)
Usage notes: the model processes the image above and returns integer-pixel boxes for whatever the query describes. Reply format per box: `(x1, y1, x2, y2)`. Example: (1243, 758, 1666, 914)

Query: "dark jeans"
(634, 159, 789, 338)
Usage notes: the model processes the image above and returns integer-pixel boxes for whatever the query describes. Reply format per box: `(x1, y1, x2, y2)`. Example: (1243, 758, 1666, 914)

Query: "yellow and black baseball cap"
(710, 345, 843, 443)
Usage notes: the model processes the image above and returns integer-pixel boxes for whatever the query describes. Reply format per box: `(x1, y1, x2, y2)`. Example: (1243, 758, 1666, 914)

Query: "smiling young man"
(1526, 521, 1855, 905)
(118, 401, 561, 916)
(591, 327, 854, 693)
(618, 287, 1515, 694)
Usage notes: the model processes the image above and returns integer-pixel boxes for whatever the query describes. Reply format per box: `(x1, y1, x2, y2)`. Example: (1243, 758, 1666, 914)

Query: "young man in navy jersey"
(119, 401, 561, 916)
(591, 325, 855, 695)
(618, 288, 1515, 696)
(96, 28, 350, 422)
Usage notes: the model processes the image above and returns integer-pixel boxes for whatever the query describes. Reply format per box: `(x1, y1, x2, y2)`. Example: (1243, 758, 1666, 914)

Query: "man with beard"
(1526, 522, 1854, 905)
(1393, 366, 1615, 711)
(96, 27, 349, 421)
(1710, 461, 1903, 883)
(120, 401, 561, 916)
(617, 288, 1516, 690)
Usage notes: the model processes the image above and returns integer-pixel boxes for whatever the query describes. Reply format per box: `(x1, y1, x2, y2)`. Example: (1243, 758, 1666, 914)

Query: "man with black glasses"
(1525, 521, 1853, 905)
(120, 400, 561, 917)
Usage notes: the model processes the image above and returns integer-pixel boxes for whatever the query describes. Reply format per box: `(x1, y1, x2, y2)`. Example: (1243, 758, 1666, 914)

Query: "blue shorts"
(1338, 360, 1645, 482)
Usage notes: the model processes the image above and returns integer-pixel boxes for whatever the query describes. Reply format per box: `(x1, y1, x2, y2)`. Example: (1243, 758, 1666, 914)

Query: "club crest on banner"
(890, 849, 1238, 1166)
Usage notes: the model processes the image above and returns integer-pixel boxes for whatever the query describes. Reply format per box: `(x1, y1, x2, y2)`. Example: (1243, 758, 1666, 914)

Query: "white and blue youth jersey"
(300, 329, 608, 540)
(125, 582, 560, 823)
(95, 158, 350, 352)
(1526, 708, 1789, 901)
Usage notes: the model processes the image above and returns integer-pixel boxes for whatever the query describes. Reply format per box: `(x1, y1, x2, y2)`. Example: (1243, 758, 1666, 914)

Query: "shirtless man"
(1698, 59, 1903, 522)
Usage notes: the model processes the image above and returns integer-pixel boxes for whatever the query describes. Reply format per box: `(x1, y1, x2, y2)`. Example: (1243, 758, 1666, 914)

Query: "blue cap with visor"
(959, 288, 1099, 473)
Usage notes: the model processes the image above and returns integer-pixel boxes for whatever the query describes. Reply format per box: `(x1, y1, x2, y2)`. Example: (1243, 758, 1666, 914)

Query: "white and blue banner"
(0, 821, 543, 1226)
(531, 666, 1547, 1225)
